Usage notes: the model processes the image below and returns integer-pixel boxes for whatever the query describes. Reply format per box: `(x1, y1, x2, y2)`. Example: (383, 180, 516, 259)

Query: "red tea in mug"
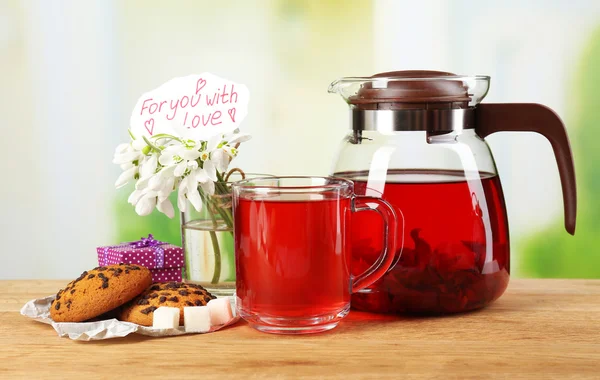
(235, 197, 352, 320)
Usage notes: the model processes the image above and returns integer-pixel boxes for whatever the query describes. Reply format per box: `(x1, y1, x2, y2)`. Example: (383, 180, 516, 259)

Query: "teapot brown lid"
(350, 70, 471, 110)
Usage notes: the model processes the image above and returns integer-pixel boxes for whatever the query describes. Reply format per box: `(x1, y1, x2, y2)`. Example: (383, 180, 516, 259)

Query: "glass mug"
(232, 176, 400, 334)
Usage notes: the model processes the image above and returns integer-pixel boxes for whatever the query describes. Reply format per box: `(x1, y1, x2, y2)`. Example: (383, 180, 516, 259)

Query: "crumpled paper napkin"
(21, 295, 239, 341)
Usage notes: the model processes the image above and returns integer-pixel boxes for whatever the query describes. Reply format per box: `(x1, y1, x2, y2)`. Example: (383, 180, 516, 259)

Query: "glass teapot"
(329, 71, 577, 314)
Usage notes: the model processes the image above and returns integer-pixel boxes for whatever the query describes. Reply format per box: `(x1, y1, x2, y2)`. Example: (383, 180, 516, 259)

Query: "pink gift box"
(96, 236, 184, 283)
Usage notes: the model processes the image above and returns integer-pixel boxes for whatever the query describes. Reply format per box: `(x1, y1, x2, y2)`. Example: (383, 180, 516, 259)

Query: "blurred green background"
(1, 0, 598, 278)
(520, 27, 600, 278)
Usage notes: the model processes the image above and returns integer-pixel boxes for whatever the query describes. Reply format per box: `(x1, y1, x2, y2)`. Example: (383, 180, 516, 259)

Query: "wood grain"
(1, 279, 599, 379)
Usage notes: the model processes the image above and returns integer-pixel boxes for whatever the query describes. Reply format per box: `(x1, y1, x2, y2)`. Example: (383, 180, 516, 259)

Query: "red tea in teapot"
(349, 169, 510, 314)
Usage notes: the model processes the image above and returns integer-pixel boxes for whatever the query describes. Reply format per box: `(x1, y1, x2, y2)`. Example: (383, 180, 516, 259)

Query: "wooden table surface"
(1, 279, 599, 379)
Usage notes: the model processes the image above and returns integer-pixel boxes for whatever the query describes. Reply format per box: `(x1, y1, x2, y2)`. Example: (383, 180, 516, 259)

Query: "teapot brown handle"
(476, 103, 577, 235)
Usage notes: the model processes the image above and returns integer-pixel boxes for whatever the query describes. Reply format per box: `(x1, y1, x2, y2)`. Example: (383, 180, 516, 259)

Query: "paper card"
(130, 73, 249, 141)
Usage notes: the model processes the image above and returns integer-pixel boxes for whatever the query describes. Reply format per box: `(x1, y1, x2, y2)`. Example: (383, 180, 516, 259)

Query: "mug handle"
(351, 195, 399, 293)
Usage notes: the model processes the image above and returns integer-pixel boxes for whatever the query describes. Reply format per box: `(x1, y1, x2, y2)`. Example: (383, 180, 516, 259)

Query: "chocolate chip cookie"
(119, 282, 216, 326)
(50, 264, 152, 323)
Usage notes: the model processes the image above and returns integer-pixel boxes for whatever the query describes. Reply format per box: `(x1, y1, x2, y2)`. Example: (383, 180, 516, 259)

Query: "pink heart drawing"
(196, 78, 206, 94)
(144, 118, 154, 135)
(228, 108, 236, 122)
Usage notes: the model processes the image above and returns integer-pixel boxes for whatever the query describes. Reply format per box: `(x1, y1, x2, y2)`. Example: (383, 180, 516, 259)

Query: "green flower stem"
(197, 171, 238, 285)
(208, 228, 222, 284)
(213, 172, 235, 229)
(200, 191, 224, 284)
(152, 133, 183, 142)
(218, 205, 234, 230)
(142, 136, 163, 153)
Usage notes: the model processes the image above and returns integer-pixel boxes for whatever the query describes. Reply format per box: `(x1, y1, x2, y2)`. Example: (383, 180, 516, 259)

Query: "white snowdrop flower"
(114, 130, 250, 218)
(115, 166, 138, 189)
(134, 190, 158, 216)
(224, 132, 252, 145)
(113, 138, 148, 188)
(139, 154, 158, 178)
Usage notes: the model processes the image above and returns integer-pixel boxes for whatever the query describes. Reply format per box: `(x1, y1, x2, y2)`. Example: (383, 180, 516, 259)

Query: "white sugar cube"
(152, 307, 180, 329)
(183, 306, 211, 333)
(207, 298, 233, 326)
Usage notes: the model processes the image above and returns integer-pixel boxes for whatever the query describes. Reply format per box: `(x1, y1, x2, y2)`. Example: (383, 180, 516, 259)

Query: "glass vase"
(180, 172, 273, 296)
(181, 188, 235, 297)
